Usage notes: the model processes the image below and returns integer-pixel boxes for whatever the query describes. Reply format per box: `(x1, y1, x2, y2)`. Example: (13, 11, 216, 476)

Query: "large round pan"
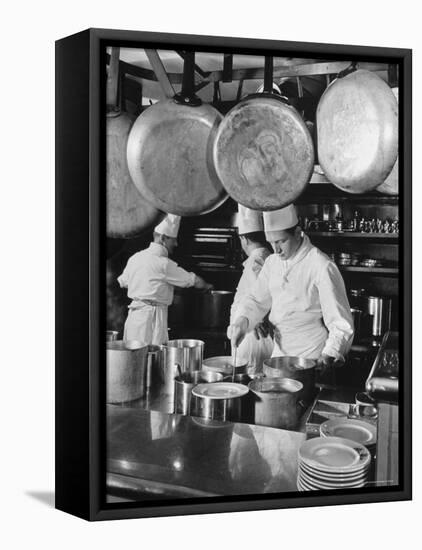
(107, 111, 164, 238)
(106, 47, 164, 238)
(213, 57, 314, 211)
(317, 68, 398, 194)
(126, 52, 227, 216)
(377, 87, 399, 195)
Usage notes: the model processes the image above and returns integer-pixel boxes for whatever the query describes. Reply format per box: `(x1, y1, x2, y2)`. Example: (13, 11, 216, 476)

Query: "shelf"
(308, 232, 398, 241)
(297, 184, 399, 204)
(339, 266, 398, 275)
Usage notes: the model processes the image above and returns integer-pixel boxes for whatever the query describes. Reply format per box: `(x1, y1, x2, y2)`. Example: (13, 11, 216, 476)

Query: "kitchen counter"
(106, 342, 396, 502)
(107, 405, 306, 502)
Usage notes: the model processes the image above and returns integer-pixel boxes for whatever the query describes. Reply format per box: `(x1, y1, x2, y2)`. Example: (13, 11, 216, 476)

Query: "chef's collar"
(278, 233, 310, 265)
(149, 242, 169, 257)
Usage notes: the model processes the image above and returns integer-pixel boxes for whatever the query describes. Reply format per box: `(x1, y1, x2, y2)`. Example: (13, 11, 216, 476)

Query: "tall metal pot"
(106, 340, 148, 403)
(158, 339, 204, 398)
(193, 290, 234, 328)
(192, 383, 249, 422)
(248, 377, 304, 430)
(263, 356, 317, 405)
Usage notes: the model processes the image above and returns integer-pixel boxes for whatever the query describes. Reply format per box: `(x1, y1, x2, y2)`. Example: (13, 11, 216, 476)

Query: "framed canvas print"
(55, 28, 412, 521)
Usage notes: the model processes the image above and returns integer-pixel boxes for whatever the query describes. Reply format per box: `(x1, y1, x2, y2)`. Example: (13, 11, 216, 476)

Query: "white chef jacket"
(118, 242, 196, 344)
(235, 235, 354, 361)
(230, 247, 274, 373)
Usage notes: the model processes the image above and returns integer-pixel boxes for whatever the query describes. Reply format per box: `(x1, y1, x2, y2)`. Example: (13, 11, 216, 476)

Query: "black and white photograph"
(103, 40, 407, 509)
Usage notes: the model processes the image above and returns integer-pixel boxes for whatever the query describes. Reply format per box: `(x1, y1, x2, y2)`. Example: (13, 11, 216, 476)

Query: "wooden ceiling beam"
(144, 49, 175, 98)
(108, 54, 388, 86)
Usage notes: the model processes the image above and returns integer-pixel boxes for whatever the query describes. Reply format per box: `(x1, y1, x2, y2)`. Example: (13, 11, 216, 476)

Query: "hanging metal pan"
(106, 47, 164, 238)
(126, 51, 227, 216)
(377, 87, 399, 195)
(212, 56, 314, 211)
(317, 68, 398, 194)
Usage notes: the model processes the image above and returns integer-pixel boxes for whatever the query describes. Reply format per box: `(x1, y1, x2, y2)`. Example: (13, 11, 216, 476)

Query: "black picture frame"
(55, 28, 412, 521)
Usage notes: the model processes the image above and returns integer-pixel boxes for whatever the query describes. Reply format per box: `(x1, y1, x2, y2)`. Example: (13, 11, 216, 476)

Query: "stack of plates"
(297, 437, 371, 491)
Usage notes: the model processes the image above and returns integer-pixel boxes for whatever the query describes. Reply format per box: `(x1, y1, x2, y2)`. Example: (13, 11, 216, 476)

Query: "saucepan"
(174, 370, 223, 415)
(248, 377, 304, 430)
(192, 382, 250, 422)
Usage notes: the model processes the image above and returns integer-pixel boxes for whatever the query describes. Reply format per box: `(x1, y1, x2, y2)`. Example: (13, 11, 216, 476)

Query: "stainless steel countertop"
(107, 405, 306, 501)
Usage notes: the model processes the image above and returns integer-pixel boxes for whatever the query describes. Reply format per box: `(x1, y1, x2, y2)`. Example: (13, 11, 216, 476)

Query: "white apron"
(123, 301, 168, 345)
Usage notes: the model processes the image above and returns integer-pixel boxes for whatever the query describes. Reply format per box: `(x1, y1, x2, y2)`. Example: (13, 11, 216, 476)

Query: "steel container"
(192, 383, 249, 422)
(248, 377, 304, 430)
(365, 296, 392, 337)
(106, 330, 119, 342)
(106, 340, 148, 403)
(263, 356, 317, 405)
(158, 339, 204, 398)
(193, 290, 234, 328)
(174, 370, 223, 415)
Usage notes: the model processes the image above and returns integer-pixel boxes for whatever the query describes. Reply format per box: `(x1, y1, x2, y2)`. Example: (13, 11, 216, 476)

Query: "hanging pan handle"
(263, 56, 274, 94)
(174, 51, 202, 107)
(336, 61, 358, 80)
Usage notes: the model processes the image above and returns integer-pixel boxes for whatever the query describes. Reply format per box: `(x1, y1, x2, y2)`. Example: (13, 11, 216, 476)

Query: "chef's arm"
(117, 268, 128, 288)
(318, 262, 354, 362)
(228, 266, 272, 346)
(165, 260, 213, 290)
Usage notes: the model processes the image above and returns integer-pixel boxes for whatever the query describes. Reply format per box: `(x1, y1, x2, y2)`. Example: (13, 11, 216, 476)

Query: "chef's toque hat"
(154, 214, 181, 238)
(263, 204, 298, 232)
(236, 205, 264, 235)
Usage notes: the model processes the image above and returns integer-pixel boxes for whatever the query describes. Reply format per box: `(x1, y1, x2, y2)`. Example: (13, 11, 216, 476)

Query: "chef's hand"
(254, 321, 269, 340)
(316, 354, 340, 375)
(194, 275, 214, 291)
(227, 316, 249, 348)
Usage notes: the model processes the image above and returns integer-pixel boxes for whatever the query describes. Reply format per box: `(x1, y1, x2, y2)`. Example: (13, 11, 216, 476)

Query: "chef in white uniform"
(118, 214, 212, 345)
(230, 205, 274, 374)
(228, 205, 353, 368)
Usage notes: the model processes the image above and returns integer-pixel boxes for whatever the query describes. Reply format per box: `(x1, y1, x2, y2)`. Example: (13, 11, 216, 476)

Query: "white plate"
(192, 382, 249, 399)
(320, 418, 377, 446)
(299, 460, 369, 481)
(299, 437, 371, 473)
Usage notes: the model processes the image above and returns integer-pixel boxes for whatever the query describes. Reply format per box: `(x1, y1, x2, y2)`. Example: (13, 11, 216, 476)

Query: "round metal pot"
(263, 356, 317, 405)
(202, 356, 248, 377)
(174, 370, 223, 415)
(192, 383, 249, 422)
(193, 290, 234, 328)
(106, 340, 148, 403)
(106, 330, 119, 342)
(248, 377, 304, 430)
(158, 339, 205, 398)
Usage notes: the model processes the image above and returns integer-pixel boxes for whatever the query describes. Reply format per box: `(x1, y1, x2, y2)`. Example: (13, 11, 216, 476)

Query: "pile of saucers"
(297, 436, 371, 491)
